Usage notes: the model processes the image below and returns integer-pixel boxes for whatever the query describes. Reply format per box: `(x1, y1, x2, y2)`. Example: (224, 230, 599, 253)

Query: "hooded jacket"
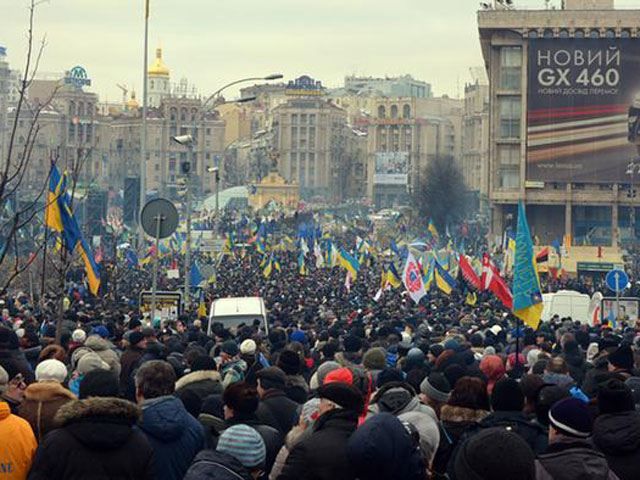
(27, 397, 153, 480)
(592, 411, 640, 480)
(84, 335, 121, 378)
(175, 370, 223, 405)
(367, 381, 438, 420)
(184, 449, 253, 480)
(0, 401, 37, 480)
(137, 395, 205, 480)
(17, 381, 76, 441)
(536, 436, 619, 480)
(277, 408, 359, 480)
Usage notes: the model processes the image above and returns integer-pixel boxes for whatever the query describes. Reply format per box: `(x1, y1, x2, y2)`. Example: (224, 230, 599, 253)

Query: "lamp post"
(139, 0, 150, 249)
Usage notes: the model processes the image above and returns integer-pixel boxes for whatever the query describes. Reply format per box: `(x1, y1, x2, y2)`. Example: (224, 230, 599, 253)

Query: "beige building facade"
(462, 81, 490, 208)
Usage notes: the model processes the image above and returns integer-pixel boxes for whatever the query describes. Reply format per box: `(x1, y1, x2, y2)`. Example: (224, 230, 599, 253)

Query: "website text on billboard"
(374, 152, 408, 185)
(527, 39, 640, 183)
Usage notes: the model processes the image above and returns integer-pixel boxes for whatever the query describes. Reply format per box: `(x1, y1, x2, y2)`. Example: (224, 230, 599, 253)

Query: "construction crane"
(116, 84, 128, 105)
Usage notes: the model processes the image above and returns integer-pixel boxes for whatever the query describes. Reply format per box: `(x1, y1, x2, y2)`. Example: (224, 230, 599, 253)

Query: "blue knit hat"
(217, 424, 266, 469)
(548, 397, 592, 438)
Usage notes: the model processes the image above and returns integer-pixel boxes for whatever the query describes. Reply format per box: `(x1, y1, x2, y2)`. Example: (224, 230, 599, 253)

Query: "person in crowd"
(185, 424, 267, 480)
(84, 330, 121, 378)
(454, 427, 536, 480)
(0, 368, 36, 480)
(536, 397, 619, 480)
(175, 354, 222, 408)
(592, 379, 640, 480)
(221, 381, 283, 475)
(543, 357, 577, 389)
(478, 354, 505, 394)
(277, 382, 364, 480)
(362, 347, 387, 387)
(418, 371, 451, 417)
(255, 367, 300, 436)
(119, 330, 147, 391)
(277, 350, 309, 403)
(0, 327, 34, 384)
(608, 345, 637, 379)
(240, 339, 264, 386)
(18, 359, 75, 441)
(27, 369, 153, 480)
(135, 360, 205, 480)
(347, 412, 427, 480)
(219, 340, 247, 388)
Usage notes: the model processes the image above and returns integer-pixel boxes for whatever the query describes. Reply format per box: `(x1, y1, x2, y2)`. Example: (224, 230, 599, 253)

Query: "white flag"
(403, 252, 426, 304)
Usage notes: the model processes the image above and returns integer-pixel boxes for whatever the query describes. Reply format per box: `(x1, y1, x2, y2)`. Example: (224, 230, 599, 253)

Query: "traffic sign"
(606, 269, 629, 293)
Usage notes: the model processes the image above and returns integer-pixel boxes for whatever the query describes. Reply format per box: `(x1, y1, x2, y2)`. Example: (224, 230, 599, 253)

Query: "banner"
(527, 38, 640, 183)
(374, 152, 408, 185)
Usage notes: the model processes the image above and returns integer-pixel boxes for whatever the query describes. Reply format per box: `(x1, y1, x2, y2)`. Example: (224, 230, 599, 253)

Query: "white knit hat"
(72, 329, 87, 343)
(35, 359, 68, 383)
(240, 339, 257, 355)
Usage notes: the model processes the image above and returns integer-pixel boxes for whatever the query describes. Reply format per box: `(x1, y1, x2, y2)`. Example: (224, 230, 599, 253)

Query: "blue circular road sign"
(606, 269, 629, 293)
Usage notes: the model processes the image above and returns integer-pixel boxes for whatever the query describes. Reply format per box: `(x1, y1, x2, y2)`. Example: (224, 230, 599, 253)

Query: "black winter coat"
(478, 410, 547, 454)
(184, 449, 253, 480)
(593, 411, 640, 480)
(27, 397, 154, 480)
(536, 437, 619, 480)
(277, 409, 358, 480)
(174, 370, 223, 405)
(0, 348, 34, 383)
(256, 389, 299, 436)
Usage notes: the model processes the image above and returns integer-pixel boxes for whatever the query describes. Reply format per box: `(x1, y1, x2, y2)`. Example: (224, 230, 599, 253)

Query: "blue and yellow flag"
(338, 248, 360, 280)
(298, 251, 307, 276)
(434, 259, 457, 295)
(512, 202, 543, 330)
(428, 219, 439, 241)
(78, 238, 101, 296)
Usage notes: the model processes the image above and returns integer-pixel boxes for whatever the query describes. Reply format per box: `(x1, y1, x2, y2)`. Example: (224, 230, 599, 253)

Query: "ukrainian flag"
(512, 202, 543, 330)
(423, 259, 435, 290)
(78, 238, 101, 296)
(434, 259, 457, 295)
(263, 256, 273, 278)
(338, 248, 360, 280)
(298, 252, 307, 276)
(387, 263, 402, 288)
(428, 219, 439, 240)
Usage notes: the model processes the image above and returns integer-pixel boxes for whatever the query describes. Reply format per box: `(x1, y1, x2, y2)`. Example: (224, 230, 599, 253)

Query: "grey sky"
(2, 0, 640, 102)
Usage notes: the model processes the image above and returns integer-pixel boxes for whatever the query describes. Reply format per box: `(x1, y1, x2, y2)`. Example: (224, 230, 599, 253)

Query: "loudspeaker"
(124, 176, 140, 226)
(86, 190, 108, 237)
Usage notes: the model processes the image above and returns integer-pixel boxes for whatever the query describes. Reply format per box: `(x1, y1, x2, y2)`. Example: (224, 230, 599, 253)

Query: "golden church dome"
(126, 90, 139, 110)
(148, 48, 170, 77)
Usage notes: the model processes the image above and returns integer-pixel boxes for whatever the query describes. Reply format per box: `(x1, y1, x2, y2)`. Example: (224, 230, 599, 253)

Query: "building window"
(498, 145, 519, 166)
(559, 29, 569, 38)
(605, 29, 615, 39)
(301, 114, 307, 124)
(291, 114, 298, 124)
(499, 97, 521, 139)
(574, 29, 585, 38)
(403, 104, 411, 119)
(69, 101, 75, 116)
(543, 29, 553, 38)
(378, 105, 386, 118)
(206, 128, 211, 135)
(529, 30, 538, 39)
(499, 169, 520, 189)
(589, 29, 600, 38)
(499, 47, 522, 91)
(309, 114, 316, 125)
(390, 105, 398, 119)
(621, 30, 631, 38)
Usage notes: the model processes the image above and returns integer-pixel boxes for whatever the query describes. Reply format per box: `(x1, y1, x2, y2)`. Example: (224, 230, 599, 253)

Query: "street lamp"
(206, 166, 221, 218)
(171, 134, 194, 309)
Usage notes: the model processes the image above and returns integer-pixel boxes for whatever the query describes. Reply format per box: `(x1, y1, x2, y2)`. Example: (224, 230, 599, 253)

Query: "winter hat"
(443, 339, 461, 352)
(221, 340, 239, 357)
(317, 382, 364, 413)
(79, 370, 119, 399)
(256, 367, 287, 389)
(313, 360, 341, 388)
(323, 367, 354, 386)
(507, 353, 526, 370)
(608, 345, 634, 371)
(363, 347, 387, 371)
(625, 377, 640, 409)
(217, 424, 266, 469)
(377, 368, 405, 388)
(398, 410, 441, 463)
(290, 330, 308, 345)
(526, 349, 541, 367)
(454, 427, 535, 480)
(129, 319, 142, 330)
(240, 339, 257, 355)
(347, 413, 425, 480)
(586, 342, 600, 363)
(343, 334, 363, 353)
(191, 355, 217, 372)
(277, 350, 302, 375)
(598, 378, 635, 414)
(491, 378, 524, 412)
(90, 325, 109, 339)
(407, 347, 425, 362)
(72, 329, 87, 343)
(429, 344, 444, 358)
(299, 398, 321, 424)
(35, 359, 67, 383)
(76, 351, 110, 375)
(420, 372, 452, 403)
(549, 397, 592, 438)
(0, 327, 19, 350)
(0, 366, 8, 394)
(128, 331, 145, 347)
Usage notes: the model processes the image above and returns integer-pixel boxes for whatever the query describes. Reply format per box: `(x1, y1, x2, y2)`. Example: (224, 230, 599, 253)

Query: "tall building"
(271, 76, 366, 201)
(344, 75, 432, 98)
(462, 80, 490, 209)
(478, 0, 640, 249)
(147, 48, 171, 108)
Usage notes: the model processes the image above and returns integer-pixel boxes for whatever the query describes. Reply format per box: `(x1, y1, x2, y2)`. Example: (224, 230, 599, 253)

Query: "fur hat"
(72, 329, 87, 343)
(240, 339, 257, 355)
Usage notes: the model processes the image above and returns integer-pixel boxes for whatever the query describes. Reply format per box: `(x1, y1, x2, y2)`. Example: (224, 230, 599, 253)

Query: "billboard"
(527, 39, 640, 183)
(374, 152, 408, 185)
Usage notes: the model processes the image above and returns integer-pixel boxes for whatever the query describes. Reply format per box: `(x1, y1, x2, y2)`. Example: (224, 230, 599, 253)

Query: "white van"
(541, 290, 591, 323)
(207, 296, 269, 335)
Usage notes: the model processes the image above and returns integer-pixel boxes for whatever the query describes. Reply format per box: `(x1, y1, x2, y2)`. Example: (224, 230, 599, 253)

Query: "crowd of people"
(0, 212, 639, 479)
